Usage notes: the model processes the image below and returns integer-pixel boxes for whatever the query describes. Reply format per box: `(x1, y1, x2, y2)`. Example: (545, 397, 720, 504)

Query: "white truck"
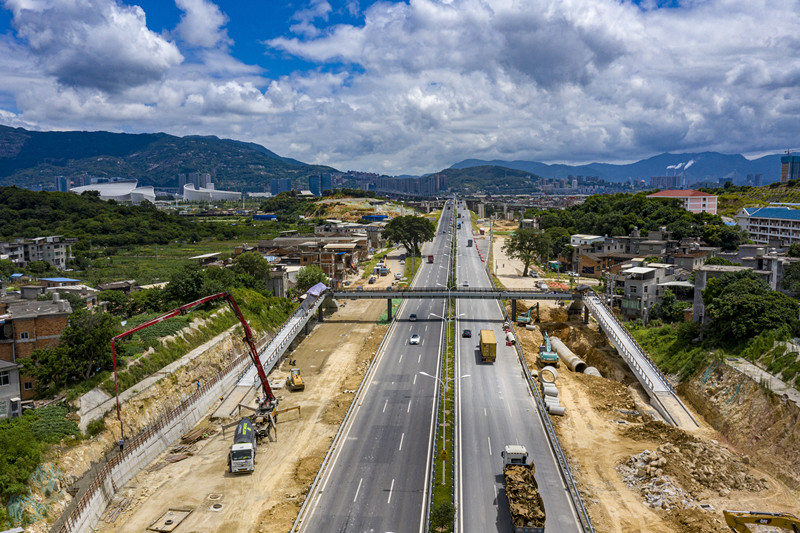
(228, 418, 257, 473)
(502, 445, 545, 532)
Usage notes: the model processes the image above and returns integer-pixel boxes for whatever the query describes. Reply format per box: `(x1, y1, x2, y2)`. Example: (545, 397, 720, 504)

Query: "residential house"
(735, 206, 800, 246)
(0, 285, 71, 400)
(0, 236, 77, 269)
(606, 260, 690, 321)
(0, 359, 21, 419)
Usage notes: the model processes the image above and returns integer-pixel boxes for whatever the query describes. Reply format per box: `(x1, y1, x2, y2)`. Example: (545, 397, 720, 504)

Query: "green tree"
(233, 251, 272, 280)
(162, 264, 206, 306)
(97, 290, 130, 315)
(787, 243, 800, 258)
(295, 265, 329, 294)
(382, 215, 436, 256)
(705, 256, 739, 266)
(503, 229, 552, 276)
(782, 261, 800, 297)
(22, 309, 121, 394)
(430, 501, 455, 532)
(0, 259, 15, 278)
(704, 271, 798, 345)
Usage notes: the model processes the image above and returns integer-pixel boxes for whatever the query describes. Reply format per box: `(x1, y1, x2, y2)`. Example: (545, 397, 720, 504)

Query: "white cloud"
(3, 0, 183, 93)
(175, 0, 231, 48)
(1, 0, 800, 175)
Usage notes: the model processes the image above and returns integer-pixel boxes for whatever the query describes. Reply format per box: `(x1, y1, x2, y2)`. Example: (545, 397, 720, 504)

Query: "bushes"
(0, 405, 79, 504)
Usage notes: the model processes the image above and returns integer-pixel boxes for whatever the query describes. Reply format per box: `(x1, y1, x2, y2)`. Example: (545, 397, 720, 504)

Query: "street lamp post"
(419, 370, 470, 484)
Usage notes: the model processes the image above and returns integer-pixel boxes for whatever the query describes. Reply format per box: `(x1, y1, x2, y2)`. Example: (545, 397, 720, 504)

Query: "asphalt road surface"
(454, 202, 584, 533)
(299, 202, 455, 533)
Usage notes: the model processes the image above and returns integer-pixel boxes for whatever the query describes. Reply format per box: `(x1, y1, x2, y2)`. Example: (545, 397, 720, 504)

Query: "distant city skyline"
(0, 0, 799, 176)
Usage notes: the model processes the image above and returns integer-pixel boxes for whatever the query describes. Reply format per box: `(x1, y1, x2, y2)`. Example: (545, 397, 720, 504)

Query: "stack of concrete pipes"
(549, 336, 602, 377)
(539, 365, 565, 416)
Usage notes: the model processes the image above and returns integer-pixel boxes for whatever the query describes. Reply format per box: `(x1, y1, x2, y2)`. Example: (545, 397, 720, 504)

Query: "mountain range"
(451, 152, 784, 184)
(0, 125, 332, 192)
(0, 125, 786, 192)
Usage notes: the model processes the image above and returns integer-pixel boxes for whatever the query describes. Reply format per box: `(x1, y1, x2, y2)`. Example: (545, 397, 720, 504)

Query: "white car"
(410, 334, 421, 345)
(462, 281, 469, 287)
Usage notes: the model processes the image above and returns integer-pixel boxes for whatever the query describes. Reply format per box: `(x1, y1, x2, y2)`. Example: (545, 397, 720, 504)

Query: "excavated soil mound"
(621, 421, 768, 499)
(683, 362, 800, 490)
(504, 464, 545, 528)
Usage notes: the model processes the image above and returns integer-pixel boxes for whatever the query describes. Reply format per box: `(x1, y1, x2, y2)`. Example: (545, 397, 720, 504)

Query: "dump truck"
(479, 329, 496, 363)
(538, 332, 559, 368)
(286, 367, 305, 391)
(228, 418, 257, 473)
(502, 445, 545, 532)
(428, 255, 434, 263)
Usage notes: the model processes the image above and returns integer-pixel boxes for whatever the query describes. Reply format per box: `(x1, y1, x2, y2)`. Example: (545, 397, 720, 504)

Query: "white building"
(182, 184, 242, 202)
(70, 180, 156, 204)
(570, 234, 604, 246)
(735, 206, 800, 246)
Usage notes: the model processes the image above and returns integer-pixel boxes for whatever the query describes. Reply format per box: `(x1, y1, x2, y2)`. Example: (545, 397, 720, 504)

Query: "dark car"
(409, 313, 418, 321)
(462, 329, 472, 338)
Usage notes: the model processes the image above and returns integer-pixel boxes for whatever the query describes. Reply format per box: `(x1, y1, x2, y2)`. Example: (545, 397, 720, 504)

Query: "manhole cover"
(207, 493, 222, 501)
(210, 503, 224, 512)
(147, 508, 193, 532)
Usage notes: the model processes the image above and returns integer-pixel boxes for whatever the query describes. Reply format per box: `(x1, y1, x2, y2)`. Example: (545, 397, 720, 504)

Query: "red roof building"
(646, 190, 717, 215)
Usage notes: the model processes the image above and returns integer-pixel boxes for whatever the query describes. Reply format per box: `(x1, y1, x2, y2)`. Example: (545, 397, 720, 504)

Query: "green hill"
(434, 166, 541, 194)
(0, 126, 335, 192)
(701, 182, 800, 217)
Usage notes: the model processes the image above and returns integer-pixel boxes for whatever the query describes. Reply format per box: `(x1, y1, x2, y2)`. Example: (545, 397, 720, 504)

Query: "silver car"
(410, 334, 421, 345)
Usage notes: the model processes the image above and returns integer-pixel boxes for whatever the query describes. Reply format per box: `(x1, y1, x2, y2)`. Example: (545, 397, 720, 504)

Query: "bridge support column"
(583, 306, 589, 324)
(387, 298, 393, 321)
(318, 306, 324, 323)
(511, 299, 517, 321)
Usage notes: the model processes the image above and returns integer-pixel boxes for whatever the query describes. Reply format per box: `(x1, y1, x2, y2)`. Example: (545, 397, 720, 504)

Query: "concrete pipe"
(525, 324, 537, 331)
(544, 396, 561, 407)
(547, 404, 566, 416)
(550, 336, 588, 373)
(542, 384, 559, 398)
(584, 367, 602, 377)
(539, 366, 558, 384)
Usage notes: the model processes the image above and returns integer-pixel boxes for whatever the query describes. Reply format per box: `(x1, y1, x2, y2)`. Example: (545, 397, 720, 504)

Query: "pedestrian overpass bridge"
(329, 287, 698, 429)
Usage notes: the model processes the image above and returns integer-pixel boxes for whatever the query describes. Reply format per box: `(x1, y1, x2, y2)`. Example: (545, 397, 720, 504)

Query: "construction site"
(24, 232, 800, 533)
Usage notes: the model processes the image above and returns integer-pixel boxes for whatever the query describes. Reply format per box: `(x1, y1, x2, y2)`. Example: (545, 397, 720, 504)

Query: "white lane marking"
(399, 433, 405, 451)
(407, 400, 412, 413)
(387, 478, 395, 504)
(382, 399, 388, 413)
(418, 353, 422, 363)
(413, 374, 417, 385)
(399, 354, 403, 364)
(488, 436, 492, 456)
(354, 478, 363, 502)
(425, 325, 428, 332)
(484, 408, 487, 417)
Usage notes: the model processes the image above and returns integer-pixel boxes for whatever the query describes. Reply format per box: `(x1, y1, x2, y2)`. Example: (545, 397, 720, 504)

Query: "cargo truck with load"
(502, 445, 546, 532)
(479, 329, 496, 363)
(427, 255, 434, 263)
(228, 418, 257, 473)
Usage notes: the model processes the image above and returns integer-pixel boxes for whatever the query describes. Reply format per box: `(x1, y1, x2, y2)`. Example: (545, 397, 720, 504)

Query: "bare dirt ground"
(82, 252, 407, 533)
(493, 234, 800, 532)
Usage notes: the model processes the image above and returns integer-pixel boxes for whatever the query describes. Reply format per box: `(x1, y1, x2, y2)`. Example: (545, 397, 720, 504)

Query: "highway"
(454, 202, 584, 532)
(298, 202, 455, 533)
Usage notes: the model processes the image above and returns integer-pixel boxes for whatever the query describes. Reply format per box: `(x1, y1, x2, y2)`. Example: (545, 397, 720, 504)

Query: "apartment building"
(0, 285, 71, 400)
(646, 190, 718, 215)
(735, 206, 800, 246)
(0, 236, 76, 269)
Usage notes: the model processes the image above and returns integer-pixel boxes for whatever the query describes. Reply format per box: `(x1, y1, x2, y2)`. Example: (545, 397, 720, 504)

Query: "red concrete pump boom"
(110, 292, 276, 437)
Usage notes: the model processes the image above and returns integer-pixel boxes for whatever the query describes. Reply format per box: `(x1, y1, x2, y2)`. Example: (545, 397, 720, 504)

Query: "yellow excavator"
(724, 510, 800, 532)
(286, 367, 305, 391)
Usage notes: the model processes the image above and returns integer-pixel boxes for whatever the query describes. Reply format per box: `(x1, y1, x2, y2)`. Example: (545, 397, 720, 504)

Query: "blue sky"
(1, 0, 799, 176)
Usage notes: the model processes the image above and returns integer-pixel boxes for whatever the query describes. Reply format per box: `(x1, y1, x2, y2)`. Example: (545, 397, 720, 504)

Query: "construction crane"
(723, 510, 800, 532)
(110, 292, 278, 441)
